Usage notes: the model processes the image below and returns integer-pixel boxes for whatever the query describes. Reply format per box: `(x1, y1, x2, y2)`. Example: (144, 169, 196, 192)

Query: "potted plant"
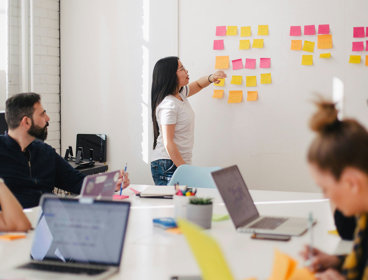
(186, 197, 213, 229)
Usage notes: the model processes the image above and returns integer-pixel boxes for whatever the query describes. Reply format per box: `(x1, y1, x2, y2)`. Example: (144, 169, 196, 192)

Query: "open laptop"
(80, 170, 120, 199)
(6, 195, 130, 279)
(211, 165, 311, 236)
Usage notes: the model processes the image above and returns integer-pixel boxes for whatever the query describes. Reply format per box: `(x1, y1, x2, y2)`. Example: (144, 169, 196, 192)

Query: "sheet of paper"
(258, 25, 269, 35)
(247, 91, 258, 101)
(241, 26, 252, 37)
(227, 26, 238, 36)
(231, 75, 243, 85)
(303, 41, 315, 52)
(291, 40, 302, 50)
(232, 59, 243, 70)
(228, 91, 243, 103)
(216, 26, 227, 36)
(214, 78, 225, 87)
(317, 35, 332, 49)
(260, 58, 271, 68)
(353, 27, 365, 38)
(269, 249, 298, 280)
(349, 55, 361, 64)
(213, 40, 224, 50)
(239, 40, 251, 50)
(245, 58, 256, 69)
(260, 73, 272, 84)
(318, 24, 330, 34)
(320, 53, 331, 58)
(246, 76, 257, 87)
(352, 41, 364, 51)
(212, 90, 224, 99)
(252, 39, 264, 48)
(290, 26, 301, 36)
(289, 268, 316, 280)
(302, 55, 313, 65)
(304, 25, 316, 35)
(215, 56, 229, 69)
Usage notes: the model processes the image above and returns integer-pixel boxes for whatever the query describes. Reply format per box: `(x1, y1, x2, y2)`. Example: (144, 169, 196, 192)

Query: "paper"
(113, 194, 129, 200)
(214, 78, 225, 87)
(260, 73, 272, 84)
(366, 55, 368, 66)
(258, 25, 269, 35)
(303, 41, 315, 52)
(269, 249, 298, 280)
(289, 268, 316, 280)
(328, 229, 338, 235)
(232, 59, 243, 70)
(228, 91, 243, 103)
(349, 55, 361, 64)
(231, 76, 243, 85)
(245, 58, 256, 69)
(215, 56, 229, 69)
(302, 55, 313, 66)
(291, 40, 302, 50)
(252, 39, 264, 48)
(166, 228, 182, 234)
(246, 76, 257, 87)
(352, 41, 364, 51)
(241, 26, 252, 37)
(304, 25, 316, 35)
(260, 58, 271, 68)
(0, 234, 26, 240)
(213, 90, 224, 99)
(212, 214, 230, 222)
(318, 24, 330, 34)
(227, 26, 238, 36)
(320, 53, 331, 58)
(247, 91, 258, 101)
(239, 40, 251, 50)
(317, 35, 332, 49)
(216, 26, 227, 36)
(353, 27, 365, 38)
(213, 40, 224, 50)
(290, 26, 301, 36)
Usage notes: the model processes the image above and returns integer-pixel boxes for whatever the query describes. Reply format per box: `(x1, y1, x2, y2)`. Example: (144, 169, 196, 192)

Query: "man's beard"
(28, 121, 49, 141)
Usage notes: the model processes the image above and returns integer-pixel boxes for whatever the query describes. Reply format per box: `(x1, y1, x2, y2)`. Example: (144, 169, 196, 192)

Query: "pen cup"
(173, 195, 190, 219)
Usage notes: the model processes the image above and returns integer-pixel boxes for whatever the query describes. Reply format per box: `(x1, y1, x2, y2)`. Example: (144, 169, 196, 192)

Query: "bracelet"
(208, 74, 213, 83)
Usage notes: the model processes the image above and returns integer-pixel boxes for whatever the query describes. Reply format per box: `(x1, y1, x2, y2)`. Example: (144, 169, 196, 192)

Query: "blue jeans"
(151, 159, 177, 185)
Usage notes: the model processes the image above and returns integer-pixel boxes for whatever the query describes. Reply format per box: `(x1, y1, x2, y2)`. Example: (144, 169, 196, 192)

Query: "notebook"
(211, 165, 312, 236)
(5, 195, 130, 280)
(138, 185, 175, 198)
(80, 170, 120, 199)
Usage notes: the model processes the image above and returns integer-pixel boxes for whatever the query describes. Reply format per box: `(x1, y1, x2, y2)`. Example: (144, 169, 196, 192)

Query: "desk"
(68, 161, 108, 176)
(0, 187, 353, 280)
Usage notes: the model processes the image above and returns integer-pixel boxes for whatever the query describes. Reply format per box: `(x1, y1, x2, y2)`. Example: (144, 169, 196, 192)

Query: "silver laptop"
(8, 195, 130, 279)
(211, 165, 311, 236)
(80, 170, 120, 199)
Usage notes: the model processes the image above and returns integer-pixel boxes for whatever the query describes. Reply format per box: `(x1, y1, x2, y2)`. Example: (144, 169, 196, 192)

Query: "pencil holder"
(173, 195, 190, 219)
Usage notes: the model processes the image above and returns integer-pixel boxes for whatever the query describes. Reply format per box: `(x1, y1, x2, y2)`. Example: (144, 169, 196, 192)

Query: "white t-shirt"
(151, 86, 195, 164)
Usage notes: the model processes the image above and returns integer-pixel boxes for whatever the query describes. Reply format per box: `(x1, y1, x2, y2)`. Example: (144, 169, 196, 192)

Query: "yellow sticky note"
(366, 55, 368, 66)
(240, 26, 252, 37)
(227, 26, 238, 36)
(247, 91, 258, 101)
(328, 229, 338, 235)
(239, 40, 251, 50)
(269, 249, 298, 280)
(303, 41, 315, 52)
(349, 55, 361, 64)
(302, 55, 313, 66)
(289, 268, 316, 280)
(215, 56, 229, 69)
(214, 78, 225, 87)
(213, 90, 224, 99)
(320, 53, 331, 58)
(291, 40, 302, 50)
(231, 75, 242, 85)
(252, 39, 264, 48)
(260, 73, 272, 84)
(317, 34, 332, 49)
(246, 76, 257, 87)
(228, 91, 243, 103)
(258, 25, 269, 35)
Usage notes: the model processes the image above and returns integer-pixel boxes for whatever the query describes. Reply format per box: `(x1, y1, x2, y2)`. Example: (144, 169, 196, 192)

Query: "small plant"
(189, 197, 213, 205)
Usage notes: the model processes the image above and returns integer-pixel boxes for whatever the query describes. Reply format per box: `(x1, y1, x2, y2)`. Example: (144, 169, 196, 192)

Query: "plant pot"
(186, 203, 213, 229)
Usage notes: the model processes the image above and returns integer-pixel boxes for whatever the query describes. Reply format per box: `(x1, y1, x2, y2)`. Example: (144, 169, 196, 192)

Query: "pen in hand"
(119, 163, 128, 196)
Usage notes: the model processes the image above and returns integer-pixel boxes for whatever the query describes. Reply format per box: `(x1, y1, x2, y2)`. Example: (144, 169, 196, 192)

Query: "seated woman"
(0, 178, 32, 232)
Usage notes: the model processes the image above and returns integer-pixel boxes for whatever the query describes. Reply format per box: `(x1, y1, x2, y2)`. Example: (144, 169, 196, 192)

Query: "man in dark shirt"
(0, 93, 129, 208)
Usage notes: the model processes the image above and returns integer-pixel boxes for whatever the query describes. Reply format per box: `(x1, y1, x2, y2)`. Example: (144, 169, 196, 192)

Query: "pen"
(119, 163, 127, 196)
(306, 212, 314, 266)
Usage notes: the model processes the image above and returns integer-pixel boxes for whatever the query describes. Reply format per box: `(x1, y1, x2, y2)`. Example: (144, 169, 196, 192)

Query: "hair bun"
(309, 99, 339, 133)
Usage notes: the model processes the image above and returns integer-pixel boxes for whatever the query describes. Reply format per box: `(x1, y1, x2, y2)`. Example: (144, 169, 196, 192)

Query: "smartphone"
(251, 232, 291, 241)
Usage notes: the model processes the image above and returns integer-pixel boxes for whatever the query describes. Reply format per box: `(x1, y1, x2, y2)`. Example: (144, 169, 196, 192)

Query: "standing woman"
(150, 57, 226, 185)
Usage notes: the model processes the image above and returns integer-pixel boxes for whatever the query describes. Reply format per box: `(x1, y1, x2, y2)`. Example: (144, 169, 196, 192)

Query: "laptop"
(6, 195, 130, 279)
(211, 165, 311, 236)
(80, 170, 120, 199)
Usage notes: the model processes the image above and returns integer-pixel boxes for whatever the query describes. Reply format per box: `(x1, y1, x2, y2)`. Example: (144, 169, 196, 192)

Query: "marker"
(119, 163, 128, 196)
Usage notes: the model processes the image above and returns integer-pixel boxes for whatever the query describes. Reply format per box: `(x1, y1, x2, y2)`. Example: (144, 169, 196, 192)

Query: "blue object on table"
(153, 217, 177, 229)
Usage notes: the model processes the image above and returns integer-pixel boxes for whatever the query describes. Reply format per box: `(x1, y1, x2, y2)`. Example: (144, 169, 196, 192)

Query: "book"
(139, 185, 175, 198)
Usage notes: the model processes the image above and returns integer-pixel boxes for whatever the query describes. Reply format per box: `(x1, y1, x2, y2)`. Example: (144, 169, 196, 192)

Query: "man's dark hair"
(5, 93, 41, 129)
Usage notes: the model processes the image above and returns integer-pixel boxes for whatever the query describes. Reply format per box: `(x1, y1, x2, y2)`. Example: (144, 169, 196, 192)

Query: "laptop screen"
(211, 165, 260, 228)
(31, 196, 130, 266)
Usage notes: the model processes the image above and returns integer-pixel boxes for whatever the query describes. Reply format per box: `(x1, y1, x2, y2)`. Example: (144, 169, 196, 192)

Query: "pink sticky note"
(113, 194, 129, 200)
(245, 58, 256, 69)
(353, 27, 365, 38)
(366, 41, 368, 51)
(318, 24, 330, 34)
(213, 40, 224, 50)
(352, 41, 364, 51)
(304, 25, 316, 35)
(216, 26, 226, 36)
(290, 26, 301, 36)
(232, 59, 243, 70)
(260, 58, 271, 68)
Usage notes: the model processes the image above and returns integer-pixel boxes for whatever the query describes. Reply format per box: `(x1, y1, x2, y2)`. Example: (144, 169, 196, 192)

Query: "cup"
(173, 195, 190, 219)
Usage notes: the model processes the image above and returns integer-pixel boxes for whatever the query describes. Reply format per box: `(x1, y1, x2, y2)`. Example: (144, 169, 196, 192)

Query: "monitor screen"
(0, 111, 7, 135)
(76, 134, 107, 162)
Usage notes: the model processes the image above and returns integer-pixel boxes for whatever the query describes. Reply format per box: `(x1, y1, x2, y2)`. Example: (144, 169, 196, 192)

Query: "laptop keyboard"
(19, 262, 107, 275)
(249, 217, 287, 229)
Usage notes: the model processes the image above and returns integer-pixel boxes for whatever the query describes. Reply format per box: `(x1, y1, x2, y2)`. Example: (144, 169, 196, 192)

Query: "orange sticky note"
(214, 78, 225, 87)
(289, 267, 316, 280)
(303, 41, 315, 52)
(0, 234, 26, 241)
(166, 227, 182, 234)
(240, 26, 252, 37)
(349, 55, 361, 64)
(269, 249, 298, 280)
(258, 25, 269, 35)
(246, 76, 257, 87)
(291, 40, 302, 50)
(213, 90, 224, 99)
(260, 73, 272, 84)
(247, 91, 258, 101)
(317, 34, 332, 49)
(215, 56, 229, 69)
(227, 26, 238, 36)
(302, 55, 313, 66)
(228, 91, 243, 103)
(320, 53, 331, 58)
(365, 55, 368, 66)
(252, 39, 264, 48)
(239, 40, 251, 50)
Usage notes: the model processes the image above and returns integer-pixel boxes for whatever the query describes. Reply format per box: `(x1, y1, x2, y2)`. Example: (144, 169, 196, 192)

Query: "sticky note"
(239, 40, 251, 50)
(304, 25, 316, 35)
(260, 73, 272, 84)
(212, 90, 224, 99)
(290, 26, 301, 36)
(258, 25, 269, 35)
(269, 249, 298, 280)
(252, 39, 264, 48)
(302, 55, 313, 66)
(213, 40, 224, 50)
(212, 214, 230, 222)
(303, 41, 315, 52)
(289, 268, 316, 280)
(241, 26, 252, 37)
(0, 234, 26, 240)
(166, 227, 182, 234)
(215, 56, 229, 69)
(214, 78, 225, 87)
(232, 59, 243, 70)
(317, 34, 333, 49)
(366, 41, 368, 51)
(318, 24, 330, 34)
(228, 91, 243, 103)
(260, 58, 271, 68)
(216, 26, 226, 36)
(366, 55, 368, 66)
(245, 58, 256, 69)
(320, 53, 331, 58)
(231, 75, 243, 85)
(352, 41, 364, 51)
(349, 55, 361, 64)
(247, 91, 258, 101)
(291, 40, 302, 50)
(227, 26, 238, 36)
(328, 229, 338, 235)
(113, 194, 129, 200)
(353, 27, 365, 38)
(246, 76, 257, 87)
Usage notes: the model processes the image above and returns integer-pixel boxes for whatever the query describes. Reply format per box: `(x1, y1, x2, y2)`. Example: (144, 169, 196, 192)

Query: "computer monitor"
(0, 111, 8, 135)
(76, 134, 107, 162)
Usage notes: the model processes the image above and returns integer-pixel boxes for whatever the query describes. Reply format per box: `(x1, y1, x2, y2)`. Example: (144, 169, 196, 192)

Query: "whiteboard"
(179, 0, 368, 192)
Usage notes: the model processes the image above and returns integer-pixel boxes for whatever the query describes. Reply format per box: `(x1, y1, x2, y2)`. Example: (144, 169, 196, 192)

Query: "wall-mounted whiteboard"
(179, 0, 368, 192)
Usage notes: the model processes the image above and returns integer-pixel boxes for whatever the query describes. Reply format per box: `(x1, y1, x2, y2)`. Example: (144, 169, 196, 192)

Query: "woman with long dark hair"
(150, 57, 226, 185)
